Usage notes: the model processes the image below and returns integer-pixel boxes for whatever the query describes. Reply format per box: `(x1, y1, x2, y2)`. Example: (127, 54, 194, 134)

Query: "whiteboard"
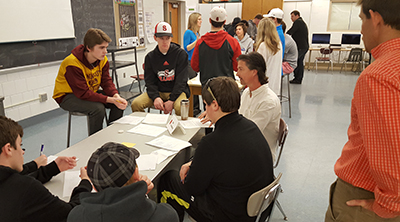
(0, 0, 75, 43)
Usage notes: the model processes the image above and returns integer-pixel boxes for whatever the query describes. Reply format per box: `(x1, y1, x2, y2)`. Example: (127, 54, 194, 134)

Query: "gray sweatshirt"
(284, 34, 298, 69)
(234, 33, 254, 55)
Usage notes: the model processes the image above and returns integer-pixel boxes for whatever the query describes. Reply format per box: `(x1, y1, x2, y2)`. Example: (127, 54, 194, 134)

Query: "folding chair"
(312, 48, 334, 72)
(274, 118, 289, 168)
(247, 173, 283, 222)
(340, 48, 363, 73)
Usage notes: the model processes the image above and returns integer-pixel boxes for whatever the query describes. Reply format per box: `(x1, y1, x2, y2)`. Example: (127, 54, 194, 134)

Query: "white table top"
(44, 112, 201, 201)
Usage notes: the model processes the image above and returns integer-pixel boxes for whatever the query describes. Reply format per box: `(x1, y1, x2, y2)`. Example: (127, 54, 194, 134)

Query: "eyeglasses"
(205, 78, 217, 103)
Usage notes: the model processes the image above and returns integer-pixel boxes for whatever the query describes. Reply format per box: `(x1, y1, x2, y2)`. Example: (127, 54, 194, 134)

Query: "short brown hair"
(188, 12, 201, 32)
(254, 14, 263, 20)
(202, 77, 240, 113)
(0, 116, 23, 153)
(237, 52, 268, 85)
(235, 22, 248, 35)
(357, 0, 400, 30)
(211, 20, 225, 28)
(291, 10, 300, 17)
(83, 28, 112, 50)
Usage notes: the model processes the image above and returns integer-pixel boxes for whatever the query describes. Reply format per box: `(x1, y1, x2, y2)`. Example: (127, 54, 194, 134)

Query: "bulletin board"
(114, 0, 146, 48)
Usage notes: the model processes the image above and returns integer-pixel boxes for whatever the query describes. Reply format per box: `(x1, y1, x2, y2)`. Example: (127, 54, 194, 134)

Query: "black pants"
(157, 170, 213, 222)
(60, 93, 123, 135)
(293, 48, 308, 82)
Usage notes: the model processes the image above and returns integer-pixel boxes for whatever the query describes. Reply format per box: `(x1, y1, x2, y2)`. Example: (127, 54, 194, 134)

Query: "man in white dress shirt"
(236, 52, 281, 161)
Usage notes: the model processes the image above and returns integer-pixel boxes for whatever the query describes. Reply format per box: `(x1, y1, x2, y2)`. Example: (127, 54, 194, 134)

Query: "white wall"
(0, 0, 359, 121)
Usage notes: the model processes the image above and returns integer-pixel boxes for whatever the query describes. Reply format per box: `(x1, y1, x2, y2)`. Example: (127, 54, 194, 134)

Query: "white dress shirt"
(239, 84, 281, 161)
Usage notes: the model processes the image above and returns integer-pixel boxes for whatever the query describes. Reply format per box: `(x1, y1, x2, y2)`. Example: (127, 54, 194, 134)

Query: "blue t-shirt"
(276, 25, 285, 60)
(183, 29, 198, 61)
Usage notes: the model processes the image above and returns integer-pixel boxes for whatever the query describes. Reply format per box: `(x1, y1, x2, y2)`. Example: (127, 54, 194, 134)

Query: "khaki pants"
(131, 92, 187, 116)
(325, 178, 400, 222)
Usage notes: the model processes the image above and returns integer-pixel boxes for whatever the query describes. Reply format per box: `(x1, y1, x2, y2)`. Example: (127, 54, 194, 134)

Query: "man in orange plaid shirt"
(325, 0, 400, 221)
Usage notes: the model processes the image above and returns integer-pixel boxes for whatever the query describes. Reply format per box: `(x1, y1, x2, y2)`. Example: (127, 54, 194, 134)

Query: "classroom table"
(44, 112, 201, 201)
(307, 47, 366, 70)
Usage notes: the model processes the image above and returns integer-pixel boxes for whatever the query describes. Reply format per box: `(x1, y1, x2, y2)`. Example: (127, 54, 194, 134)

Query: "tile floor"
(18, 69, 360, 222)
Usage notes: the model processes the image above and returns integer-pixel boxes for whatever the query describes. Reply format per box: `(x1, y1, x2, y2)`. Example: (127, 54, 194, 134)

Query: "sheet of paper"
(63, 170, 81, 197)
(189, 75, 201, 85)
(151, 149, 177, 164)
(146, 135, 191, 152)
(179, 118, 213, 129)
(137, 154, 158, 171)
(113, 115, 144, 125)
(47, 155, 58, 164)
(127, 124, 167, 137)
(120, 142, 136, 148)
(143, 113, 169, 125)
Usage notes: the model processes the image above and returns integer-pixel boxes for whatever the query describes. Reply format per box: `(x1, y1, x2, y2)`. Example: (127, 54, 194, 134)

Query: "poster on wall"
(145, 11, 155, 44)
(114, 0, 145, 48)
(199, 0, 241, 3)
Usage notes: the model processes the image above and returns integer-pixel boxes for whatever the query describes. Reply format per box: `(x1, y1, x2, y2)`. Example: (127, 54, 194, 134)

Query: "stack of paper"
(146, 135, 191, 152)
(63, 171, 81, 197)
(137, 154, 158, 171)
(113, 115, 144, 125)
(137, 149, 178, 171)
(143, 113, 169, 124)
(127, 124, 167, 137)
(179, 118, 213, 129)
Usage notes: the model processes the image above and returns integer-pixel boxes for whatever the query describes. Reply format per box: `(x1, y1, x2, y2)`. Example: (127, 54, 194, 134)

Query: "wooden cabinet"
(242, 0, 283, 20)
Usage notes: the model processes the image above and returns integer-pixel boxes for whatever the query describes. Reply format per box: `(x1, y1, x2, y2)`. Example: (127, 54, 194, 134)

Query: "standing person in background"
(287, 10, 309, 84)
(234, 22, 254, 54)
(325, 0, 400, 221)
(281, 21, 298, 75)
(53, 28, 128, 136)
(255, 18, 282, 95)
(265, 8, 285, 59)
(224, 17, 241, 37)
(184, 12, 202, 63)
(184, 12, 202, 116)
(191, 6, 241, 85)
(247, 14, 263, 40)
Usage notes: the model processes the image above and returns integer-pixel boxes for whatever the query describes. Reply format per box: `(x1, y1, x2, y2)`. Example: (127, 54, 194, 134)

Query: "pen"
(40, 144, 44, 156)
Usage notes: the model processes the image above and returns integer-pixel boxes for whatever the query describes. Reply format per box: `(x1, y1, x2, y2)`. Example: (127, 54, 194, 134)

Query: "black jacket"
(144, 42, 190, 101)
(287, 17, 309, 50)
(184, 112, 274, 222)
(0, 165, 92, 222)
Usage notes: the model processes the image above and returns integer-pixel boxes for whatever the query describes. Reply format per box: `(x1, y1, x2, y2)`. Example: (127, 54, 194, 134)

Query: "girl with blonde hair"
(184, 12, 202, 61)
(184, 12, 202, 115)
(255, 18, 282, 95)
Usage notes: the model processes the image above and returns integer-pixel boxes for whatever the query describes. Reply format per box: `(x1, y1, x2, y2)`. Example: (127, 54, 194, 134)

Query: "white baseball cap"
(210, 6, 227, 22)
(154, 22, 173, 37)
(264, 8, 284, 19)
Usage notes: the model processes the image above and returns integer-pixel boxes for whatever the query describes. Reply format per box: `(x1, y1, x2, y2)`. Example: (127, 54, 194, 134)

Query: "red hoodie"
(191, 30, 241, 85)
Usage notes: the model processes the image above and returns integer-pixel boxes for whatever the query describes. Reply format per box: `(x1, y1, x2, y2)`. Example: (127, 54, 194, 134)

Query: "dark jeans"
(60, 93, 123, 135)
(293, 48, 308, 82)
(157, 170, 213, 222)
